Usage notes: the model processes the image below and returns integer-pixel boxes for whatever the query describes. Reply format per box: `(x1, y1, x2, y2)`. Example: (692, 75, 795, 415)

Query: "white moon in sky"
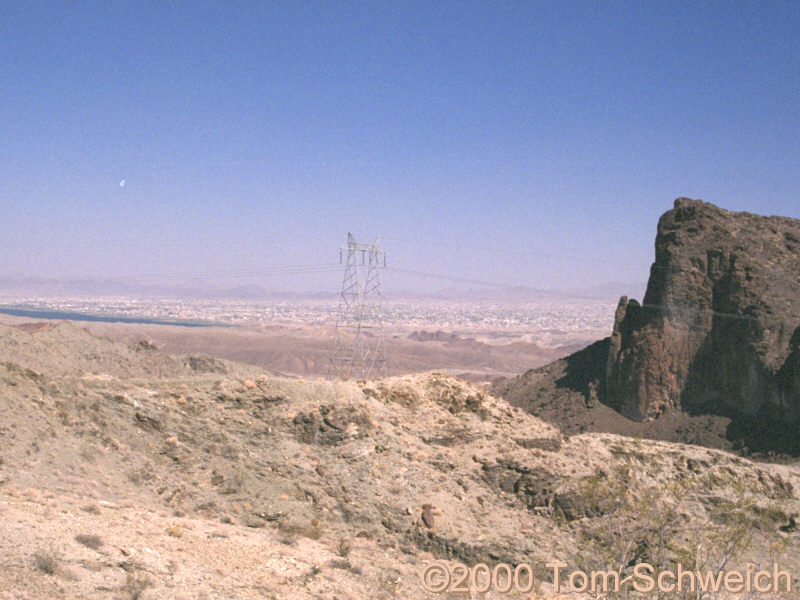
(120, 180, 126, 187)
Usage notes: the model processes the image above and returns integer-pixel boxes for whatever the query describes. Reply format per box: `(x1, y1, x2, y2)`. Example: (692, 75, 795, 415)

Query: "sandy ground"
(2, 321, 800, 599)
(0, 312, 603, 380)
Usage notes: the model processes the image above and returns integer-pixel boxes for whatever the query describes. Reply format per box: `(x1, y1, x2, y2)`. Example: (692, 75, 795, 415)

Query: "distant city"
(0, 295, 616, 332)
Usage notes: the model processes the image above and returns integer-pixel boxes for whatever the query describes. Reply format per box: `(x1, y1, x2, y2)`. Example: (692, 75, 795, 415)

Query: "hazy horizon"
(2, 3, 798, 296)
(0, 271, 648, 303)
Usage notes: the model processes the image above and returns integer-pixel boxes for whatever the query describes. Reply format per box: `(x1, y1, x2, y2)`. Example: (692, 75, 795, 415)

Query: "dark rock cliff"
(607, 198, 800, 422)
(495, 198, 800, 456)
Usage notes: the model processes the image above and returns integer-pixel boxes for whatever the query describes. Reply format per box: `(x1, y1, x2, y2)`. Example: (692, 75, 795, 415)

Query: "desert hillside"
(496, 199, 800, 459)
(1, 322, 800, 599)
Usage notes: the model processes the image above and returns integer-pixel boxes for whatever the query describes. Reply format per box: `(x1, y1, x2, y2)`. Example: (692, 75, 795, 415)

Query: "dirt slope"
(1, 323, 800, 599)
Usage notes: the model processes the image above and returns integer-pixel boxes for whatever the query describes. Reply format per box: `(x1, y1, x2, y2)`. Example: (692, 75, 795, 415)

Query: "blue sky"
(1, 1, 798, 296)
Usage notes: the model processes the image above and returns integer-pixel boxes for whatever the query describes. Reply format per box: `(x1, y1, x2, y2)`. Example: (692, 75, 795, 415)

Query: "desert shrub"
(75, 533, 103, 549)
(337, 538, 352, 557)
(278, 518, 323, 541)
(571, 474, 793, 600)
(126, 465, 154, 485)
(33, 549, 59, 575)
(553, 471, 627, 520)
(123, 570, 152, 600)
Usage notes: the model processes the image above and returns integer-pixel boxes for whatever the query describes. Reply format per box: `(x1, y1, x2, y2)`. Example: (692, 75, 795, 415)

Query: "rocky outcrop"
(607, 198, 800, 421)
(494, 198, 800, 456)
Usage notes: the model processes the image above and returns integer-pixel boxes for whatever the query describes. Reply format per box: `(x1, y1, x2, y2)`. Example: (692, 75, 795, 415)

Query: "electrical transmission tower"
(328, 233, 386, 380)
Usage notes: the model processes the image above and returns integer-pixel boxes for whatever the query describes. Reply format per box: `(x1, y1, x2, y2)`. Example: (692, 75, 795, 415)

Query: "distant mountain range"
(0, 275, 646, 303)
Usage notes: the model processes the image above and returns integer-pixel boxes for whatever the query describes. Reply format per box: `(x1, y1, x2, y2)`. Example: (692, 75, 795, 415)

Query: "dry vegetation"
(0, 321, 799, 599)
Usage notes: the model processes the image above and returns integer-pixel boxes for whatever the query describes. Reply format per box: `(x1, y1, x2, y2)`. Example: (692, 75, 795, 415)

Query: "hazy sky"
(2, 1, 798, 296)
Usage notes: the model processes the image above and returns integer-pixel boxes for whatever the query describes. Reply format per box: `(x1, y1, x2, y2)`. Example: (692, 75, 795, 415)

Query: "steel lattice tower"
(328, 233, 386, 380)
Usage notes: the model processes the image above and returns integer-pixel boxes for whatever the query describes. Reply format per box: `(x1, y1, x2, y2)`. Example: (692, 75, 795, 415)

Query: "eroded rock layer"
(607, 198, 800, 421)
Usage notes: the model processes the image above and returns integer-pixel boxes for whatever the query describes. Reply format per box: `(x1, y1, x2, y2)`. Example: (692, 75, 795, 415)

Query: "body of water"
(0, 307, 220, 328)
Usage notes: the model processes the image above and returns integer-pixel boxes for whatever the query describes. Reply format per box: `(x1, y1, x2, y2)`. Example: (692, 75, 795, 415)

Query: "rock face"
(607, 198, 800, 422)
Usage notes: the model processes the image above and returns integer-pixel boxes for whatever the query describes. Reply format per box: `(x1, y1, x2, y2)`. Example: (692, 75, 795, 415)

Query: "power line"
(1, 263, 341, 284)
(4, 240, 797, 332)
(329, 234, 386, 380)
(383, 236, 655, 269)
(384, 235, 756, 279)
(638, 302, 800, 330)
(385, 267, 548, 291)
(108, 265, 341, 282)
(385, 266, 800, 330)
